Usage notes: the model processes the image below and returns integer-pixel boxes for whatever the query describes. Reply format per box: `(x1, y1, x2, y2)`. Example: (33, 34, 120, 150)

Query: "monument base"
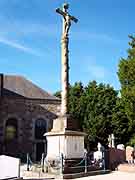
(45, 130, 85, 160)
(45, 114, 86, 174)
(51, 114, 80, 132)
(45, 130, 85, 174)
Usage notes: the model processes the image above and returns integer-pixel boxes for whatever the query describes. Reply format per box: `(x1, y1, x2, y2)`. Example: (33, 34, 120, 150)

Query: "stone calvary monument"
(45, 3, 85, 169)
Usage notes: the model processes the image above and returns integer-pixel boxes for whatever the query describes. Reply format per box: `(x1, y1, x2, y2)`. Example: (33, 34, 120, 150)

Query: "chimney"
(0, 74, 4, 98)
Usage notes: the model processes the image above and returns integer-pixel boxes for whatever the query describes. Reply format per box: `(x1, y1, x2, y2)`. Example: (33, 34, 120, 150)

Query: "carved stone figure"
(56, 3, 78, 38)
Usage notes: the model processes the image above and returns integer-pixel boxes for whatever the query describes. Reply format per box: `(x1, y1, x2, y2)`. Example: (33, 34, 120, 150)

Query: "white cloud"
(72, 30, 120, 44)
(88, 64, 106, 79)
(0, 37, 42, 57)
(0, 18, 58, 38)
(18, 23, 58, 37)
(0, 16, 59, 57)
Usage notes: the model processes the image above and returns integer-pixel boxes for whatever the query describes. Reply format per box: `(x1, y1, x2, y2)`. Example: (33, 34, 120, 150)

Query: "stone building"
(0, 74, 60, 161)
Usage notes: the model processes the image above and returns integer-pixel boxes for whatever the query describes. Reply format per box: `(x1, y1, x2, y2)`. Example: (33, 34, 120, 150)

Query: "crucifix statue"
(56, 3, 78, 37)
(56, 3, 78, 118)
(45, 4, 85, 166)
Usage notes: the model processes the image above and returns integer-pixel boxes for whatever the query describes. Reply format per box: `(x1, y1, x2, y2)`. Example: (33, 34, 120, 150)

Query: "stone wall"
(108, 147, 126, 170)
(0, 97, 60, 161)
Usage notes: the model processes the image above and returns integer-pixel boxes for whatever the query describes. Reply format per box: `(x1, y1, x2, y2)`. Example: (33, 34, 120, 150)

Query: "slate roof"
(2, 75, 59, 101)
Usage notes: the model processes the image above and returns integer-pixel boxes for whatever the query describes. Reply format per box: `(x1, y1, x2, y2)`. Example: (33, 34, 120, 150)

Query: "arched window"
(35, 119, 46, 140)
(5, 118, 18, 141)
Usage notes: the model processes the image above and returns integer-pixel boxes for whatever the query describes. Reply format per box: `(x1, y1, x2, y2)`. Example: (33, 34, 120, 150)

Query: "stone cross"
(111, 133, 115, 148)
(108, 134, 115, 148)
(56, 3, 78, 116)
(97, 142, 102, 152)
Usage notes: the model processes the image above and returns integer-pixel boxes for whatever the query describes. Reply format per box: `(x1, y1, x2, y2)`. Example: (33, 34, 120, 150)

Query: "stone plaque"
(0, 155, 20, 179)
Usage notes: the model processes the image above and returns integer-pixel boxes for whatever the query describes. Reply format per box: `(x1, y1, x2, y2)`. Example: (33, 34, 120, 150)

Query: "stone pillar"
(61, 35, 69, 117)
(45, 4, 85, 174)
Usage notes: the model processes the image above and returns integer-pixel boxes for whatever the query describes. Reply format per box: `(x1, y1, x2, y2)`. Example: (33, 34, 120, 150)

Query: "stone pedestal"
(45, 128, 85, 174)
(45, 114, 85, 162)
(45, 130, 85, 160)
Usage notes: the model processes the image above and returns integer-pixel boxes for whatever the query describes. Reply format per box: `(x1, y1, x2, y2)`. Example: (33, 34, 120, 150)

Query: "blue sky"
(0, 0, 134, 93)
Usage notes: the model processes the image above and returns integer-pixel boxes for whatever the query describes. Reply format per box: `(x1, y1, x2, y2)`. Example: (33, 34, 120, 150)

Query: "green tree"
(112, 98, 129, 145)
(54, 81, 120, 149)
(82, 81, 118, 147)
(118, 35, 135, 137)
(68, 82, 84, 128)
(54, 91, 61, 99)
(54, 82, 85, 129)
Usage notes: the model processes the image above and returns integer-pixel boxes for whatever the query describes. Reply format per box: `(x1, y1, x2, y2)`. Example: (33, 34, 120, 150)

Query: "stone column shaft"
(61, 35, 69, 116)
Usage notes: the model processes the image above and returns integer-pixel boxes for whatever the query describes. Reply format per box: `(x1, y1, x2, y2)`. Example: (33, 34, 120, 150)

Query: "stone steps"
(63, 158, 101, 174)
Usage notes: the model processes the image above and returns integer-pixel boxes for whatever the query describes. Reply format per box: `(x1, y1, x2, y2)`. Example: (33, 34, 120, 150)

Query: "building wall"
(0, 97, 60, 162)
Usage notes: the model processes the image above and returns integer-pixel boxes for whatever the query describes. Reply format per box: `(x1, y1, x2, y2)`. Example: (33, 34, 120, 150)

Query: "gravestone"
(0, 155, 20, 179)
(117, 144, 125, 150)
(94, 143, 103, 160)
(126, 146, 134, 163)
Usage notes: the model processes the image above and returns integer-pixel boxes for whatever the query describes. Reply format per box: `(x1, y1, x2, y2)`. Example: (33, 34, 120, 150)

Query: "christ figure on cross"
(56, 3, 78, 37)
(56, 3, 78, 116)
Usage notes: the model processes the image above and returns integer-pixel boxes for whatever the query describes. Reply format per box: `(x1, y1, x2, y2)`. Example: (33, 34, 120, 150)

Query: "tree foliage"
(112, 98, 129, 145)
(68, 82, 84, 128)
(54, 82, 85, 129)
(54, 91, 61, 99)
(55, 81, 119, 149)
(118, 35, 135, 140)
(82, 81, 118, 146)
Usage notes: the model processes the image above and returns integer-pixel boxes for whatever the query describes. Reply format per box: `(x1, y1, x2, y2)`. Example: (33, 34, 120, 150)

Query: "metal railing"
(26, 151, 106, 175)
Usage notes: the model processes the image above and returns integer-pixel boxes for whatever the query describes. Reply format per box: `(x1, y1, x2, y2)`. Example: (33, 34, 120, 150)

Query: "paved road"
(22, 170, 135, 180)
(74, 172, 135, 180)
